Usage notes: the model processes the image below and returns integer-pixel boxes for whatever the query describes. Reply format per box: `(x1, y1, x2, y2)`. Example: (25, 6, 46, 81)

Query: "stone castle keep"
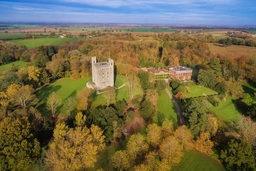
(91, 57, 114, 90)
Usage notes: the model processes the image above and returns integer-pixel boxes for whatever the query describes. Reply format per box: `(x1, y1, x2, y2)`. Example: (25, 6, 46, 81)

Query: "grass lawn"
(9, 37, 81, 48)
(155, 86, 178, 126)
(209, 96, 240, 123)
(90, 76, 142, 108)
(36, 78, 91, 116)
(88, 141, 127, 171)
(0, 61, 27, 71)
(37, 76, 140, 112)
(172, 150, 225, 171)
(115, 75, 126, 87)
(180, 84, 218, 98)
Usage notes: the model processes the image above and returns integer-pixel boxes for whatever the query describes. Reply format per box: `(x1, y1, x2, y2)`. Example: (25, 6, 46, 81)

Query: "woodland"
(0, 31, 256, 171)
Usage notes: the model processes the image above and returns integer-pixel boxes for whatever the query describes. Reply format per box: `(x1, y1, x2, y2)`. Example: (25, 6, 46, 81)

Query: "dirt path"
(165, 88, 185, 126)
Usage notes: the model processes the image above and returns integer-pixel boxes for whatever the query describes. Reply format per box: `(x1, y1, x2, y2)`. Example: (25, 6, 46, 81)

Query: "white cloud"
(62, 0, 234, 8)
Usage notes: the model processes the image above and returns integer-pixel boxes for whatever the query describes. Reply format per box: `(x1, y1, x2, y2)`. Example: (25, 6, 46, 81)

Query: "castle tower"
(91, 57, 114, 90)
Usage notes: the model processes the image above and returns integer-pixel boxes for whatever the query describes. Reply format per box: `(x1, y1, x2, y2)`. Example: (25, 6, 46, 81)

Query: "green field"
(90, 76, 142, 108)
(0, 61, 27, 71)
(209, 96, 240, 123)
(9, 37, 81, 48)
(173, 150, 225, 171)
(0, 33, 26, 40)
(0, 24, 40, 30)
(36, 76, 140, 115)
(155, 86, 178, 126)
(246, 30, 256, 34)
(36, 78, 91, 115)
(179, 84, 218, 99)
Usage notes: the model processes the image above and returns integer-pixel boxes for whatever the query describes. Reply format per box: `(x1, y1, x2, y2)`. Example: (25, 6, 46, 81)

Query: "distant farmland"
(9, 37, 82, 48)
(208, 43, 256, 58)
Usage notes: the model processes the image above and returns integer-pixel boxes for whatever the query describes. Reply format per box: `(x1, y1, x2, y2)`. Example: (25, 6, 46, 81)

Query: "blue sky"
(0, 0, 255, 25)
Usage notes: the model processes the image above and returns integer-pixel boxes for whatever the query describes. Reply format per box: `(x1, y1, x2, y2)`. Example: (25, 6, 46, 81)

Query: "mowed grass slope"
(209, 96, 240, 123)
(36, 76, 140, 114)
(36, 78, 91, 115)
(208, 43, 256, 58)
(179, 84, 218, 98)
(0, 61, 27, 71)
(155, 86, 178, 126)
(173, 150, 225, 171)
(9, 37, 80, 48)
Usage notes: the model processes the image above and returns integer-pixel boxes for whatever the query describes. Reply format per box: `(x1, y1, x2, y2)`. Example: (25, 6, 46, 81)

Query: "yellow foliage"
(27, 66, 41, 82)
(195, 132, 214, 155)
(76, 88, 92, 111)
(161, 119, 174, 138)
(174, 125, 194, 150)
(111, 150, 130, 171)
(0, 92, 9, 107)
(46, 120, 105, 171)
(160, 136, 183, 165)
(6, 83, 20, 98)
(127, 133, 149, 160)
(146, 123, 162, 147)
(75, 112, 86, 126)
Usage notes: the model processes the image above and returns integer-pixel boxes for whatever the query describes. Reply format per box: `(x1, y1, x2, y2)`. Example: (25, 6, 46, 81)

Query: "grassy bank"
(209, 96, 240, 123)
(173, 150, 225, 171)
(0, 61, 27, 71)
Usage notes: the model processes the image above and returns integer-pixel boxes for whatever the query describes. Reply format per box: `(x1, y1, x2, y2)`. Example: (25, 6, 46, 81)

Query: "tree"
(103, 86, 116, 106)
(159, 136, 183, 165)
(111, 150, 130, 171)
(76, 88, 92, 111)
(235, 116, 256, 147)
(138, 70, 151, 90)
(89, 106, 124, 143)
(127, 133, 149, 160)
(139, 100, 155, 122)
(46, 60, 65, 80)
(205, 114, 218, 136)
(209, 60, 222, 77)
(225, 79, 244, 99)
(45, 114, 105, 171)
(27, 66, 41, 87)
(197, 69, 218, 90)
(11, 85, 37, 108)
(220, 139, 255, 171)
(125, 110, 145, 135)
(161, 119, 174, 138)
(195, 132, 214, 155)
(155, 80, 166, 93)
(174, 125, 194, 150)
(0, 116, 41, 171)
(175, 91, 186, 100)
(64, 97, 77, 116)
(146, 123, 162, 147)
(46, 92, 62, 117)
(127, 75, 141, 99)
(145, 89, 158, 107)
(184, 100, 208, 137)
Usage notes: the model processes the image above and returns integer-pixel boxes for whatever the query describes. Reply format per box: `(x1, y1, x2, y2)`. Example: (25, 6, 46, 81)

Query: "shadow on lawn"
(36, 85, 62, 116)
